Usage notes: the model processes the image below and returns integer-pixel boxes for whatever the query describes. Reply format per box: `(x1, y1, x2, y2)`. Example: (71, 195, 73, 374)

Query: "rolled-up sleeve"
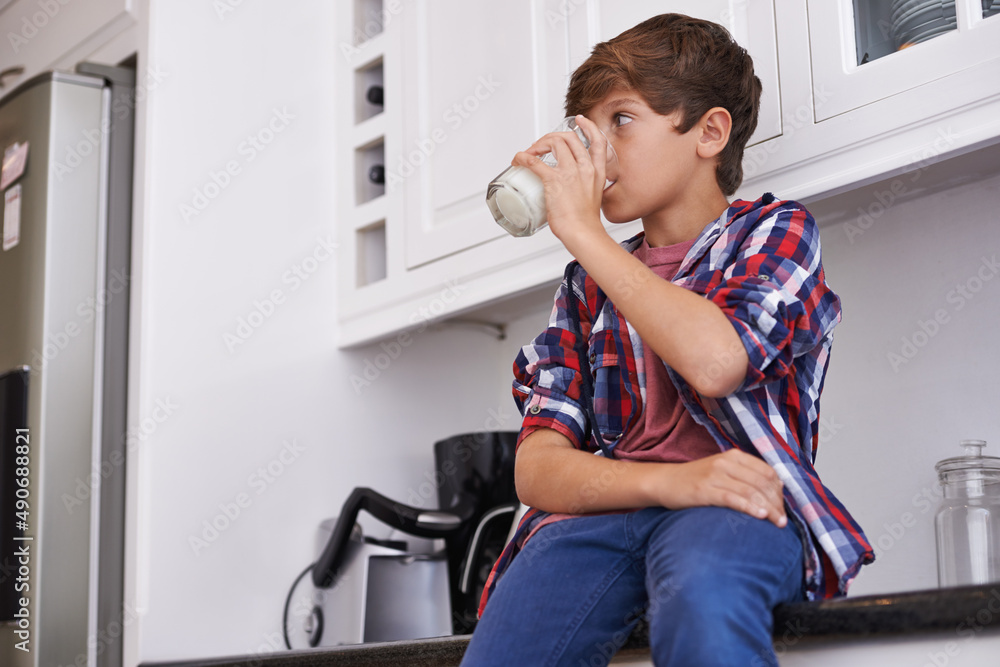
(512, 274, 592, 451)
(705, 206, 842, 392)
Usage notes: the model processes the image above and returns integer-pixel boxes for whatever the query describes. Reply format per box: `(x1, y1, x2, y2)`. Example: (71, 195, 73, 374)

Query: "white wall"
(812, 168, 1000, 596)
(126, 2, 519, 663)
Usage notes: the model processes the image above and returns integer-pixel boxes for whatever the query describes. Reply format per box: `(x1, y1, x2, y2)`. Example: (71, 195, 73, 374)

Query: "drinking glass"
(486, 117, 618, 237)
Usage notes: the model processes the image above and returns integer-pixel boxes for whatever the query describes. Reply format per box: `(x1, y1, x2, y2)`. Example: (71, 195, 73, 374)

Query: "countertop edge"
(140, 583, 1000, 667)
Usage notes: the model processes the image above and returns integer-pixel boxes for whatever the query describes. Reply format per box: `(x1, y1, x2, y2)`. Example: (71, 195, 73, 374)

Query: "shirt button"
(758, 273, 770, 281)
(529, 405, 541, 415)
(589, 353, 597, 364)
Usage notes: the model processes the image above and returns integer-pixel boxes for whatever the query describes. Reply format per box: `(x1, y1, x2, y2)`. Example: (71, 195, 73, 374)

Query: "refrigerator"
(0, 64, 135, 667)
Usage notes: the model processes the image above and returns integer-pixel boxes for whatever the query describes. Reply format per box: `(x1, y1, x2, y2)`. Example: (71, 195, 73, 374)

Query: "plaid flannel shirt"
(480, 194, 874, 615)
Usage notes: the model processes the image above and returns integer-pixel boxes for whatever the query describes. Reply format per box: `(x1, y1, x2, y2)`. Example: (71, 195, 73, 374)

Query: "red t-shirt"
(612, 237, 721, 463)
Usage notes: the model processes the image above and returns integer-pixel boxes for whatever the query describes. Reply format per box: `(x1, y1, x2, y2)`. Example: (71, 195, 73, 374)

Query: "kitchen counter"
(141, 583, 1000, 666)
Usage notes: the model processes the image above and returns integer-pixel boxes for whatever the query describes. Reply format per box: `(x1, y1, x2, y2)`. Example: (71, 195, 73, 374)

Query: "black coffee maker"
(306, 431, 518, 644)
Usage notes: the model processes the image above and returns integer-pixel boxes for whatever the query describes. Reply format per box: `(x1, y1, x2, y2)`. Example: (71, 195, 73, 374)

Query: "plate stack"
(890, 0, 958, 49)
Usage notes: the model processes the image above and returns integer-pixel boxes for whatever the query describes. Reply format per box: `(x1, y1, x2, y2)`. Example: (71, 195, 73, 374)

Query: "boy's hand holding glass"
(487, 115, 617, 238)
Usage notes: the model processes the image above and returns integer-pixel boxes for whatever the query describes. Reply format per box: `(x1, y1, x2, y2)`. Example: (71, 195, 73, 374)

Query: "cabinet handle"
(366, 85, 384, 106)
(368, 165, 385, 185)
(0, 66, 25, 89)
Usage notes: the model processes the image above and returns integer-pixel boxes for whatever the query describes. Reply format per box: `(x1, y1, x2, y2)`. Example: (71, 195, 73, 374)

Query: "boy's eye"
(614, 113, 632, 127)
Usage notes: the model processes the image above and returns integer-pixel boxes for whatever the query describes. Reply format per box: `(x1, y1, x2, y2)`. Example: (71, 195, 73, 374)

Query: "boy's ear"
(696, 107, 732, 160)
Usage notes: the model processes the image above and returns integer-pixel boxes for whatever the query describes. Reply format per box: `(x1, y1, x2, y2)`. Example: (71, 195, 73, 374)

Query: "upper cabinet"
(808, 0, 1000, 120)
(739, 0, 1000, 203)
(335, 0, 1000, 347)
(0, 0, 137, 96)
(399, 0, 570, 270)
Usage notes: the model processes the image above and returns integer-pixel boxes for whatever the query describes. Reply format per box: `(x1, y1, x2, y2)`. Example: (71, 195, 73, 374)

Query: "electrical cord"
(282, 562, 316, 650)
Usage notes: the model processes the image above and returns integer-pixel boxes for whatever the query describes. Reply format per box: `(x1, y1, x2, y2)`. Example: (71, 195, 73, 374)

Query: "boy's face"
(585, 88, 709, 228)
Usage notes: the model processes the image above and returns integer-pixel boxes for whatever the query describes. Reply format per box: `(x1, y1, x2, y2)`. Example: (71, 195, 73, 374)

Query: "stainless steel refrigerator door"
(0, 71, 108, 667)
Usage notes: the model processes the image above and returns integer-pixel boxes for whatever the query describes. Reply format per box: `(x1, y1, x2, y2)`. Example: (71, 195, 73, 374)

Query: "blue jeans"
(460, 506, 805, 667)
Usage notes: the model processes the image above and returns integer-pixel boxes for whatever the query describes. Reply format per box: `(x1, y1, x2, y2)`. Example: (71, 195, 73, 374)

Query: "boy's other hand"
(511, 114, 610, 243)
(654, 449, 787, 528)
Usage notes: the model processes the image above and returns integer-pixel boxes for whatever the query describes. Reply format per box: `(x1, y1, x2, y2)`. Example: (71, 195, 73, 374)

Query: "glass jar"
(934, 439, 1000, 587)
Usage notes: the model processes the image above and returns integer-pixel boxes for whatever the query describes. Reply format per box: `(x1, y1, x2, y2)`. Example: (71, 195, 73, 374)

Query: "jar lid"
(935, 439, 1000, 475)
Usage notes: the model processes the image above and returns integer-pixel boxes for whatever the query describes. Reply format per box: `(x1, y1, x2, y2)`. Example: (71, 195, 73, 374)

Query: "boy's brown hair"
(565, 13, 761, 197)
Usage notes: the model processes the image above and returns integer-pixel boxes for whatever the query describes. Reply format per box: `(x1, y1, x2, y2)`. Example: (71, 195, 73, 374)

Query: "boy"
(461, 13, 873, 667)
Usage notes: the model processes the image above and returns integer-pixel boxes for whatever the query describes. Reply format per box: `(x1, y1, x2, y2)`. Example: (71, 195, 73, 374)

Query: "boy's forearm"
(564, 229, 747, 397)
(515, 428, 788, 526)
(514, 428, 663, 514)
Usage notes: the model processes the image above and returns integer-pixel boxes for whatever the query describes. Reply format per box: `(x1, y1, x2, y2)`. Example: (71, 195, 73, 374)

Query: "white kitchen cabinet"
(336, 0, 579, 342)
(336, 0, 1000, 348)
(807, 0, 1000, 121)
(737, 0, 1000, 204)
(397, 0, 570, 269)
(0, 0, 137, 97)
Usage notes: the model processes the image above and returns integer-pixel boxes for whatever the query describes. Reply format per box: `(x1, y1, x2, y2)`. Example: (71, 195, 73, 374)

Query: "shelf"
(354, 139, 385, 205)
(356, 220, 387, 287)
(354, 57, 384, 124)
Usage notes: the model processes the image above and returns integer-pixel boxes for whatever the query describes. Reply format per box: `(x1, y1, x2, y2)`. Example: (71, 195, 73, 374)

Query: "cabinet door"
(807, 0, 1000, 120)
(400, 0, 570, 269)
(565, 0, 782, 147)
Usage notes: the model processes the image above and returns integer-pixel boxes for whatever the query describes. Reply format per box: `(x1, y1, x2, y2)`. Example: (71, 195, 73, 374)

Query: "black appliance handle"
(311, 487, 467, 589)
(459, 502, 518, 594)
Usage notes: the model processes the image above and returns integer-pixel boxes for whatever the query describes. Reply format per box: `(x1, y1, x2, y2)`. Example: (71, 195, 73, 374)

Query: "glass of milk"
(486, 117, 618, 237)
